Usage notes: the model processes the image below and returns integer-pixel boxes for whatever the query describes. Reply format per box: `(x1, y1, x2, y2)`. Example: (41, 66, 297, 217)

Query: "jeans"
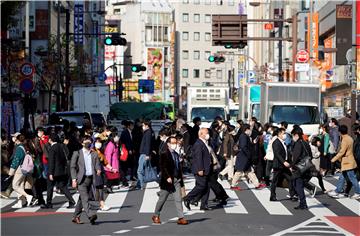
(335, 169, 360, 194)
(136, 154, 147, 189)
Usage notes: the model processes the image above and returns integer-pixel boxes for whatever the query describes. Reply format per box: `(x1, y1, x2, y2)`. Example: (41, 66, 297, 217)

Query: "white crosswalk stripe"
(1, 176, 358, 218)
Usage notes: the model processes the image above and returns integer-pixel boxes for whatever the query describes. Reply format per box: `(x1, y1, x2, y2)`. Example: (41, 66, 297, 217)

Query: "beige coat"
(331, 134, 357, 171)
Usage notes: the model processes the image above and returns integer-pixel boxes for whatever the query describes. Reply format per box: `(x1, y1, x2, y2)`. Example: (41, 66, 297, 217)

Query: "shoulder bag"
(294, 141, 314, 175)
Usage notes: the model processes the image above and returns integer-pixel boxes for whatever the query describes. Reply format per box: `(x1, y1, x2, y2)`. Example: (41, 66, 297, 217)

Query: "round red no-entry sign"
(296, 50, 310, 63)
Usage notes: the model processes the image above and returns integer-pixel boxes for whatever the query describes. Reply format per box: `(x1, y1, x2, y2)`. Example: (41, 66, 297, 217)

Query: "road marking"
(16, 192, 55, 213)
(310, 178, 360, 216)
(56, 193, 79, 213)
(244, 182, 292, 215)
(102, 188, 129, 213)
(114, 229, 131, 234)
(139, 182, 159, 213)
(182, 177, 204, 215)
(219, 179, 248, 214)
(0, 198, 17, 208)
(304, 188, 337, 217)
(272, 216, 354, 236)
(133, 225, 150, 229)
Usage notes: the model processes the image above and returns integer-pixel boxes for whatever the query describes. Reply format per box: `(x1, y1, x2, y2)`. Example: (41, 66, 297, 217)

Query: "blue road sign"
(98, 72, 107, 82)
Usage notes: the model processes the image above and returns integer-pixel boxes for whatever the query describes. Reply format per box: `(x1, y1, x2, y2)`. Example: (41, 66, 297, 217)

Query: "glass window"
(194, 50, 200, 60)
(163, 26, 169, 42)
(191, 107, 226, 122)
(182, 69, 189, 78)
(228, 0, 235, 6)
(183, 0, 189, 3)
(205, 69, 211, 78)
(217, 0, 222, 5)
(193, 69, 200, 78)
(205, 51, 211, 60)
(182, 50, 189, 59)
(216, 69, 222, 79)
(194, 14, 200, 23)
(194, 32, 200, 41)
(270, 105, 320, 125)
(205, 14, 211, 23)
(205, 32, 211, 41)
(114, 8, 121, 15)
(145, 26, 152, 42)
(205, 0, 211, 5)
(183, 31, 189, 41)
(194, 0, 200, 4)
(182, 13, 189, 22)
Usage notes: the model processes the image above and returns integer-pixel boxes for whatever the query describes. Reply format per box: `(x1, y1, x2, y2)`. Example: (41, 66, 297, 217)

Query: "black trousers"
(46, 175, 74, 205)
(186, 175, 210, 207)
(34, 177, 47, 204)
(270, 168, 295, 199)
(293, 177, 307, 207)
(209, 170, 228, 200)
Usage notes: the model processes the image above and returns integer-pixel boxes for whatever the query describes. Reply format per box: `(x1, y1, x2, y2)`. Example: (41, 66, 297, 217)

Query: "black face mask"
(83, 142, 92, 149)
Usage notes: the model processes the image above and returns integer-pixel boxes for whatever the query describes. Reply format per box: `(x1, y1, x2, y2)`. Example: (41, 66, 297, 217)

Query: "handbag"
(143, 160, 159, 183)
(294, 141, 315, 175)
(105, 171, 120, 180)
(120, 144, 129, 162)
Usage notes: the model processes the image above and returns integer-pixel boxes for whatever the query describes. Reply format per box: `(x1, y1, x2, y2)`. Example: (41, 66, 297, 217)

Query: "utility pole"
(56, 2, 61, 111)
(65, 8, 70, 110)
(351, 0, 357, 126)
(278, 20, 283, 82)
(23, 0, 31, 131)
(309, 0, 313, 83)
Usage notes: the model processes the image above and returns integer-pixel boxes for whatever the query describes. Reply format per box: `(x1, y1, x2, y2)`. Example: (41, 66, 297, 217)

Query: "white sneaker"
(351, 193, 360, 200)
(327, 190, 340, 198)
(26, 195, 33, 207)
(11, 201, 23, 209)
(100, 205, 110, 211)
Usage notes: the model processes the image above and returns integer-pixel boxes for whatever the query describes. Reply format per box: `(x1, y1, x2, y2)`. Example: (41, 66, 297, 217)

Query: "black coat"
(159, 148, 184, 192)
(139, 129, 152, 156)
(120, 129, 133, 151)
(48, 143, 68, 177)
(272, 138, 288, 170)
(191, 139, 212, 176)
(235, 133, 252, 172)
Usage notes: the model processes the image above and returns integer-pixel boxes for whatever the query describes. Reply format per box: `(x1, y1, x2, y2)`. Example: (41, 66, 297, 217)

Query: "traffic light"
(131, 64, 147, 72)
(208, 55, 225, 63)
(104, 34, 127, 46)
(224, 41, 247, 49)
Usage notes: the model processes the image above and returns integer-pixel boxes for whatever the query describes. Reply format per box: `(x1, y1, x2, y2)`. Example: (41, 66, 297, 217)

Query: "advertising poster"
(147, 48, 164, 101)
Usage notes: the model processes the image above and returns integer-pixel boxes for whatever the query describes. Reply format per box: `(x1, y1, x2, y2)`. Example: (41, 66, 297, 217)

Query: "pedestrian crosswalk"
(1, 175, 359, 218)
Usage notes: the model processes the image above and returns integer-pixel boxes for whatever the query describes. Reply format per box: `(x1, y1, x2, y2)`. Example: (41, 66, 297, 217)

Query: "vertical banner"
(307, 12, 319, 61)
(147, 48, 164, 101)
(336, 5, 352, 65)
(74, 4, 84, 45)
(29, 1, 36, 32)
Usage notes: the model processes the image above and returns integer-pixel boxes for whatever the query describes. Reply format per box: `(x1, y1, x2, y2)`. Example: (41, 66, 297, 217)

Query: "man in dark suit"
(152, 136, 188, 225)
(270, 128, 296, 201)
(184, 128, 212, 211)
(41, 133, 75, 209)
(120, 120, 134, 185)
(70, 135, 101, 225)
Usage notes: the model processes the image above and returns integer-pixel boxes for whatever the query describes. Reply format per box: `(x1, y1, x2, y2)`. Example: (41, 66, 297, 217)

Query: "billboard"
(147, 48, 163, 101)
(336, 5, 352, 65)
(307, 13, 319, 61)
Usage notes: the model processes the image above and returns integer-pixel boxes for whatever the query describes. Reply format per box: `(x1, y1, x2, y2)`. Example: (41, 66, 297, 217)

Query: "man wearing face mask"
(152, 137, 188, 225)
(270, 128, 296, 202)
(184, 128, 212, 211)
(71, 135, 101, 225)
(41, 133, 75, 209)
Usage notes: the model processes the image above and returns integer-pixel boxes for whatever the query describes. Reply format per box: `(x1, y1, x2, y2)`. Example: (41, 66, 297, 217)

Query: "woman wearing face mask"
(104, 133, 120, 192)
(92, 138, 112, 211)
(318, 125, 331, 177)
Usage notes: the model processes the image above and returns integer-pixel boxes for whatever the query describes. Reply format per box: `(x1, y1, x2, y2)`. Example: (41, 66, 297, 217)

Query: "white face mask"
(106, 131, 111, 136)
(12, 137, 16, 143)
(114, 136, 120, 143)
(95, 142, 102, 149)
(245, 130, 251, 136)
(282, 134, 287, 141)
(204, 134, 210, 140)
(169, 144, 177, 150)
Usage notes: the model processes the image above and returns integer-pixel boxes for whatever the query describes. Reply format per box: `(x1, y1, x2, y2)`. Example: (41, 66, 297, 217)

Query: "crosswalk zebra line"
(303, 188, 337, 217)
(182, 177, 204, 215)
(219, 180, 248, 214)
(139, 182, 159, 213)
(1, 198, 17, 209)
(102, 188, 129, 213)
(310, 177, 360, 216)
(56, 193, 80, 213)
(244, 182, 293, 215)
(16, 192, 56, 213)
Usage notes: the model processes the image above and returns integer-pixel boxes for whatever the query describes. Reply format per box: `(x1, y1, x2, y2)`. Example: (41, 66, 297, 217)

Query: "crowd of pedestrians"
(1, 114, 360, 225)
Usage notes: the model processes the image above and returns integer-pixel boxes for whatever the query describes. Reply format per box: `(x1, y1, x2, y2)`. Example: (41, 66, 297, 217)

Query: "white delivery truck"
(187, 86, 229, 128)
(260, 82, 321, 135)
(238, 84, 261, 122)
(72, 85, 110, 117)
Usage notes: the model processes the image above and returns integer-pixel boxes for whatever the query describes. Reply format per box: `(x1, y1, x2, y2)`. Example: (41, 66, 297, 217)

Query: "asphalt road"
(1, 175, 359, 236)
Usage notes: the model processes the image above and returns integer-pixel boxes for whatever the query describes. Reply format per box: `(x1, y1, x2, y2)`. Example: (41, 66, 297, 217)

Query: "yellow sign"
(105, 26, 118, 33)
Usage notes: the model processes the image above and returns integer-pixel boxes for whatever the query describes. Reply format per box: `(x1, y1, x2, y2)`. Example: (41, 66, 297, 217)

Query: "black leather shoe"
(200, 206, 212, 211)
(67, 202, 76, 209)
(190, 200, 198, 206)
(184, 199, 191, 211)
(294, 205, 308, 210)
(89, 214, 97, 225)
(290, 197, 299, 202)
(218, 199, 227, 206)
(40, 203, 53, 209)
(218, 174, 224, 181)
(269, 197, 278, 202)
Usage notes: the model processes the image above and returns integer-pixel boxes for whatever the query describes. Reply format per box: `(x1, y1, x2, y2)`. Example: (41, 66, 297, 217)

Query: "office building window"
(114, 8, 121, 15)
(205, 51, 211, 60)
(217, 0, 223, 5)
(205, 69, 211, 78)
(194, 32, 200, 41)
(182, 50, 189, 59)
(194, 14, 200, 23)
(194, 0, 200, 4)
(216, 69, 223, 79)
(183, 31, 189, 40)
(205, 32, 211, 41)
(229, 0, 235, 6)
(182, 69, 189, 78)
(194, 50, 200, 60)
(205, 14, 211, 23)
(194, 69, 200, 78)
(183, 0, 189, 3)
(205, 0, 211, 5)
(182, 13, 189, 22)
